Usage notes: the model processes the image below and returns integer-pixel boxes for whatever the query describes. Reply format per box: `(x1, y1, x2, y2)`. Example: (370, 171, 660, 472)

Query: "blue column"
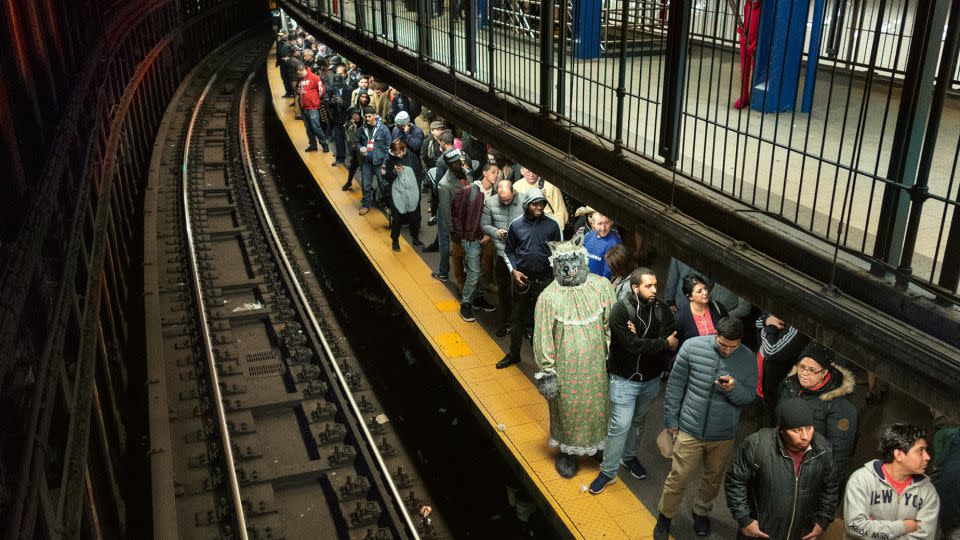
(751, 0, 808, 113)
(572, 0, 602, 59)
(477, 0, 488, 26)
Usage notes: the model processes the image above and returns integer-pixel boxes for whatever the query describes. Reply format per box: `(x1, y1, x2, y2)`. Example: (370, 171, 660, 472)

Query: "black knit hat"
(362, 106, 376, 116)
(779, 398, 814, 430)
(799, 342, 833, 370)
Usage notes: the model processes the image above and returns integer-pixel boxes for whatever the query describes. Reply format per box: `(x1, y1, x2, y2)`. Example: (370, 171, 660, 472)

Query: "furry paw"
(534, 372, 559, 400)
(555, 453, 578, 478)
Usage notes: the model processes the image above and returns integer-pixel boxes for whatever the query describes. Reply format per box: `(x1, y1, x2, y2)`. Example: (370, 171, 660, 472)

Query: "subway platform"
(259, 51, 925, 540)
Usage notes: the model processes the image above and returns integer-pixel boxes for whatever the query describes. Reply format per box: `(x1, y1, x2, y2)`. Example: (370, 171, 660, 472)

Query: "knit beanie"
(394, 111, 410, 126)
(799, 342, 833, 370)
(442, 148, 463, 164)
(362, 106, 376, 116)
(779, 399, 814, 430)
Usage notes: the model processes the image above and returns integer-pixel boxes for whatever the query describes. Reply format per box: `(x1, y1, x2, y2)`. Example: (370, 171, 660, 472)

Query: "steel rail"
(237, 69, 422, 539)
(181, 66, 250, 540)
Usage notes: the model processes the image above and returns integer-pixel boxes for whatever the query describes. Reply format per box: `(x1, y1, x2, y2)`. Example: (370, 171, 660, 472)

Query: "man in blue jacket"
(358, 106, 391, 215)
(496, 189, 561, 369)
(654, 317, 757, 540)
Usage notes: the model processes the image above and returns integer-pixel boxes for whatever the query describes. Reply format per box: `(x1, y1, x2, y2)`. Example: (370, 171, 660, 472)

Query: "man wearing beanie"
(357, 106, 391, 215)
(778, 342, 858, 480)
(391, 111, 424, 158)
(725, 398, 839, 539)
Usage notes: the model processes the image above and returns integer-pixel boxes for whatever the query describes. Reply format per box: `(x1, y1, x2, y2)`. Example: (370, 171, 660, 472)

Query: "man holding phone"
(654, 317, 757, 539)
(497, 189, 561, 369)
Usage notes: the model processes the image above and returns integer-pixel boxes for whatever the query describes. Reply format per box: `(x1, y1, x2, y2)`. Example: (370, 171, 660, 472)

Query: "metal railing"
(284, 0, 960, 303)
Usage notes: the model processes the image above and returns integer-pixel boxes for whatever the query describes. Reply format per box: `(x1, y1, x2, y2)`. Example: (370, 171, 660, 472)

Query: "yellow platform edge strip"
(265, 56, 660, 540)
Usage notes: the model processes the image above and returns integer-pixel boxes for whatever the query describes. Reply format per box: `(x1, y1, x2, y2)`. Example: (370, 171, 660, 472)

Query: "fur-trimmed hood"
(785, 363, 856, 402)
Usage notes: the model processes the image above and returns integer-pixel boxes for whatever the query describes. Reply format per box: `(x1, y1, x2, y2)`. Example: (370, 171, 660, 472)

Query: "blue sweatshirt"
(584, 229, 622, 279)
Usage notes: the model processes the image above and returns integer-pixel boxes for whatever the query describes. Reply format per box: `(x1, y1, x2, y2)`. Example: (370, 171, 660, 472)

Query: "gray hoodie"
(844, 460, 940, 539)
(481, 190, 529, 257)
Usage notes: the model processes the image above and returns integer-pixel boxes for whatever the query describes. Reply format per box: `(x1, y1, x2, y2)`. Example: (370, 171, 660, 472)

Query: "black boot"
(653, 514, 672, 540)
(555, 453, 578, 478)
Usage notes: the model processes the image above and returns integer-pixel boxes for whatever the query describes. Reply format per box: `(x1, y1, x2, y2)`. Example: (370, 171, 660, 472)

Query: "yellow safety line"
(266, 56, 660, 540)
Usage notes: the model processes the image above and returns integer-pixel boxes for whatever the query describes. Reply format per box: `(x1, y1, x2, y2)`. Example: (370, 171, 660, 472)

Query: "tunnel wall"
(0, 1, 267, 537)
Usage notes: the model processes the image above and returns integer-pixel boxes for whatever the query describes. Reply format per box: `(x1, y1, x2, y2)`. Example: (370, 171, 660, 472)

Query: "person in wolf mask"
(532, 232, 617, 478)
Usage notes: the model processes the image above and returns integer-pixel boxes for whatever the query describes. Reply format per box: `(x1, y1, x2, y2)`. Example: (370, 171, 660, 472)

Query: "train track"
(146, 33, 445, 539)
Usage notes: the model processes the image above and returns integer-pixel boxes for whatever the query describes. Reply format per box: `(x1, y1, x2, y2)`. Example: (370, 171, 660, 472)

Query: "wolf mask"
(547, 232, 590, 287)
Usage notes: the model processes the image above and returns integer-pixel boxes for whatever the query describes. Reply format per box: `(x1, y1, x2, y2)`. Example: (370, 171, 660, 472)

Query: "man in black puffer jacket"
(725, 399, 840, 540)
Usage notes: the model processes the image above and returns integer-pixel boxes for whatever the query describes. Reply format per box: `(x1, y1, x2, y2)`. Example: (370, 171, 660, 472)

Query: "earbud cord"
(629, 294, 653, 380)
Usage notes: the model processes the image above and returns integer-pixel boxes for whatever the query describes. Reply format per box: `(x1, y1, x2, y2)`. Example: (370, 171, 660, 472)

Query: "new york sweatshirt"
(843, 460, 940, 539)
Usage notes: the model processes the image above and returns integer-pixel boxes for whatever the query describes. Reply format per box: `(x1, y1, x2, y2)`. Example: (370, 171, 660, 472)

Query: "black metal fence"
(289, 0, 960, 303)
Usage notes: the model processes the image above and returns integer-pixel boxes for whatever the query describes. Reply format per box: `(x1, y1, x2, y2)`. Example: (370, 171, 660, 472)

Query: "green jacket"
(726, 429, 839, 539)
(778, 364, 859, 477)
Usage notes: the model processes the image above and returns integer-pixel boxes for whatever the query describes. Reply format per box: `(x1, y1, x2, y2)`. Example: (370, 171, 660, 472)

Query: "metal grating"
(246, 350, 283, 377)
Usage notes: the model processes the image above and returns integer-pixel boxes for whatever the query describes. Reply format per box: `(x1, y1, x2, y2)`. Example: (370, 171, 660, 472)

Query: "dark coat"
(674, 300, 728, 348)
(392, 124, 425, 157)
(283, 56, 303, 84)
(778, 365, 859, 477)
(663, 335, 757, 441)
(934, 430, 960, 532)
(323, 82, 351, 125)
(607, 297, 676, 381)
(726, 429, 839, 539)
(389, 92, 421, 122)
(504, 208, 562, 277)
(756, 316, 810, 404)
(383, 151, 424, 186)
(358, 121, 391, 165)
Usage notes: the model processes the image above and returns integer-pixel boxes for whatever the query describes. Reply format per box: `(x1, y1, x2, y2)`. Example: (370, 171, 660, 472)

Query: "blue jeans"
(302, 109, 327, 148)
(600, 374, 661, 477)
(437, 218, 450, 276)
(360, 160, 382, 208)
(461, 240, 481, 303)
(328, 123, 347, 162)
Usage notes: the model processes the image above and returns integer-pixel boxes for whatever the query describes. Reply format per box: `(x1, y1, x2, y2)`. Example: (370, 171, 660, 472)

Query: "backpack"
(451, 181, 485, 241)
(618, 297, 665, 334)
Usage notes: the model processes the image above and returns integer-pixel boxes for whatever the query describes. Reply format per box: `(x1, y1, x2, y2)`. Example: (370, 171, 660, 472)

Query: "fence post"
(872, 0, 950, 275)
(466, 0, 477, 73)
(390, 0, 398, 47)
(658, 0, 691, 166)
(556, 0, 569, 114)
(486, 0, 495, 92)
(540, 0, 557, 114)
(612, 0, 629, 153)
(417, 0, 431, 58)
(448, 0, 456, 71)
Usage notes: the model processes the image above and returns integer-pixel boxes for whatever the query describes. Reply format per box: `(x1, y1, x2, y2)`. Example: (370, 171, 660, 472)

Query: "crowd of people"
(274, 27, 959, 540)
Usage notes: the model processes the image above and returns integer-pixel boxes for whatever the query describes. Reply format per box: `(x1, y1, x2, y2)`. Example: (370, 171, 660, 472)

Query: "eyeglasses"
(796, 363, 826, 375)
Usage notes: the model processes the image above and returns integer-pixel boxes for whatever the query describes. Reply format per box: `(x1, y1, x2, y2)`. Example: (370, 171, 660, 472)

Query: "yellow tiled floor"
(266, 57, 658, 539)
